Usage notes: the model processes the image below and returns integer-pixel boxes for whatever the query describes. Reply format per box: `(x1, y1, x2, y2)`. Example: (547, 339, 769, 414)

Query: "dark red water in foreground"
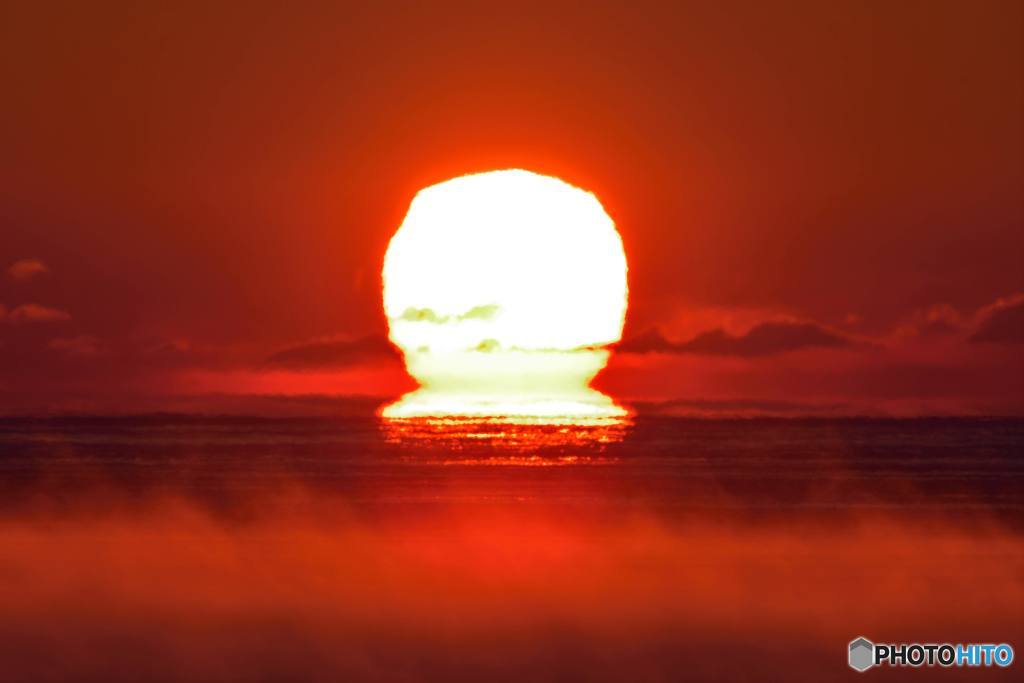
(0, 417, 1021, 681)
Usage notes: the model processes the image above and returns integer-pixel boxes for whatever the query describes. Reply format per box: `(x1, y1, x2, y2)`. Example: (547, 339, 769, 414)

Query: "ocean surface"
(2, 416, 1021, 519)
(0, 416, 1021, 681)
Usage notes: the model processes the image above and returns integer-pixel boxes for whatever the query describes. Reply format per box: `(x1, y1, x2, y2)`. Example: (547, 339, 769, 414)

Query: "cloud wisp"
(7, 259, 49, 282)
(264, 335, 399, 370)
(970, 294, 1024, 345)
(6, 304, 71, 324)
(398, 304, 501, 325)
(618, 321, 856, 357)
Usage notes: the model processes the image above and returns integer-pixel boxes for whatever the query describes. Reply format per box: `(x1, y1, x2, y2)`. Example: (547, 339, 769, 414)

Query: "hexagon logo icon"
(849, 637, 874, 672)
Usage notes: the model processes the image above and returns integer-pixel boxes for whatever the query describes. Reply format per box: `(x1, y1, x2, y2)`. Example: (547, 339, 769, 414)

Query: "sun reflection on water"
(379, 415, 630, 465)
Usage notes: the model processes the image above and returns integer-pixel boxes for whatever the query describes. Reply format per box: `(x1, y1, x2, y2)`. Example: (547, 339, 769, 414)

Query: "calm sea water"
(1, 416, 1022, 682)
(1, 416, 1020, 519)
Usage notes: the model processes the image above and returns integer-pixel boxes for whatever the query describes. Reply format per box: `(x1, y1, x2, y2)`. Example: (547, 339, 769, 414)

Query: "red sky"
(1, 1, 1021, 415)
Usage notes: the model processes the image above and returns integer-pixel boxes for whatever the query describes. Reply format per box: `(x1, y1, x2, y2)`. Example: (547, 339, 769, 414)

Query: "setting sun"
(4, 4, 1023, 682)
(382, 169, 628, 418)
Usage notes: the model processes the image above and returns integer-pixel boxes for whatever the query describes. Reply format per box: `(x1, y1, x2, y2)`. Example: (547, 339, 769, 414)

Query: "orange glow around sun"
(382, 169, 628, 418)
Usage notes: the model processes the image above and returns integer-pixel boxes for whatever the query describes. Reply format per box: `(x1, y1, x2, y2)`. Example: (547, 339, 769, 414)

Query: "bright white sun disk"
(382, 169, 628, 417)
